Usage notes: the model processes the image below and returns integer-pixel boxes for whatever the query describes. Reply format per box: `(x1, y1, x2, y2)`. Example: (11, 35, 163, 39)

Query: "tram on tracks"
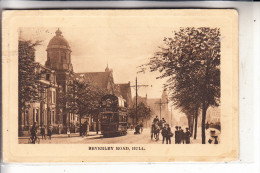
(100, 94, 128, 137)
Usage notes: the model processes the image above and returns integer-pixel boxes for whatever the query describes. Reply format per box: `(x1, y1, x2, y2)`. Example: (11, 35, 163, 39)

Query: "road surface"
(19, 127, 218, 144)
(19, 128, 169, 144)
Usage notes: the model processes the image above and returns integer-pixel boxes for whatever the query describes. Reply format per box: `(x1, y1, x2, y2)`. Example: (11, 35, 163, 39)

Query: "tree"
(129, 102, 151, 124)
(141, 27, 220, 144)
(18, 40, 41, 132)
(60, 77, 105, 136)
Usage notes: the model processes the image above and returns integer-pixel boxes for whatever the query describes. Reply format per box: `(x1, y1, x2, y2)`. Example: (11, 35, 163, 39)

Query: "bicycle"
(28, 136, 40, 144)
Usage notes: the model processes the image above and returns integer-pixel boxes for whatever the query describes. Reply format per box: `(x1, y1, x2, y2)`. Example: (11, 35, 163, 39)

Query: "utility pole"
(154, 98, 168, 120)
(129, 77, 150, 126)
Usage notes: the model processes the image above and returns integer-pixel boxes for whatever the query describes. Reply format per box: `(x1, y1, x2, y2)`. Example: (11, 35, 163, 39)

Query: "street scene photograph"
(18, 24, 221, 145)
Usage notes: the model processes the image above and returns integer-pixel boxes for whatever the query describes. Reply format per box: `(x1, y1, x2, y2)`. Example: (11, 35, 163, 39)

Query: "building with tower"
(45, 28, 75, 131)
(19, 28, 135, 135)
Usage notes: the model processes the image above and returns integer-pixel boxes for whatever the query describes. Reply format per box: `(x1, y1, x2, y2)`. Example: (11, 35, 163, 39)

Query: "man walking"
(185, 128, 191, 144)
(166, 124, 172, 144)
(179, 126, 185, 144)
(40, 125, 46, 140)
(161, 126, 167, 144)
(47, 125, 52, 140)
(30, 122, 37, 144)
(175, 126, 179, 144)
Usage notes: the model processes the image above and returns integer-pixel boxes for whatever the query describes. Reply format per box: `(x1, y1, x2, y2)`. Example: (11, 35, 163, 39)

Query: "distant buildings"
(147, 89, 170, 122)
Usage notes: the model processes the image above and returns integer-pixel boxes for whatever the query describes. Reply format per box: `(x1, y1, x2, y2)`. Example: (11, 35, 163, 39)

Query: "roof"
(47, 29, 71, 50)
(75, 72, 112, 90)
(116, 83, 131, 100)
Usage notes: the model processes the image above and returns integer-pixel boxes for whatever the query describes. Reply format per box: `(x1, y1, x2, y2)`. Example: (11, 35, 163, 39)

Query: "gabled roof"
(115, 83, 132, 102)
(75, 72, 111, 90)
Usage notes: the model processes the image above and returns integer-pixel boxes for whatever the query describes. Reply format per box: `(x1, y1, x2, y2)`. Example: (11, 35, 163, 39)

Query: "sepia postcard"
(2, 9, 238, 162)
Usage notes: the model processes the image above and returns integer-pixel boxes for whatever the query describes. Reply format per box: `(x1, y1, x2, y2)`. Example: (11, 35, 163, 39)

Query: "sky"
(20, 27, 173, 99)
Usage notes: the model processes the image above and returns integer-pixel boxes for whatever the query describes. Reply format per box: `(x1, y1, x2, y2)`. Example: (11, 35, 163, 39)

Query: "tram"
(100, 94, 128, 137)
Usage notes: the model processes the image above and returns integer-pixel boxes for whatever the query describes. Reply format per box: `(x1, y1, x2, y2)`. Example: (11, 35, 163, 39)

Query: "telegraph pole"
(129, 76, 150, 126)
(154, 98, 168, 120)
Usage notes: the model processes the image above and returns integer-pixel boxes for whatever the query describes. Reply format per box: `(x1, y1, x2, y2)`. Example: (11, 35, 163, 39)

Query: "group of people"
(174, 126, 191, 144)
(80, 121, 89, 136)
(152, 116, 172, 144)
(153, 116, 166, 128)
(30, 122, 53, 143)
(152, 116, 191, 144)
(161, 124, 173, 144)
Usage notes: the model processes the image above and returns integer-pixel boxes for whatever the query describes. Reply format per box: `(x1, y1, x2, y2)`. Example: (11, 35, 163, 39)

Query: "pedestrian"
(161, 126, 167, 144)
(47, 126, 52, 140)
(174, 126, 179, 144)
(208, 130, 219, 144)
(179, 126, 185, 144)
(185, 128, 191, 144)
(30, 122, 37, 144)
(166, 124, 172, 144)
(67, 127, 71, 138)
(134, 124, 140, 134)
(140, 122, 143, 133)
(40, 125, 46, 140)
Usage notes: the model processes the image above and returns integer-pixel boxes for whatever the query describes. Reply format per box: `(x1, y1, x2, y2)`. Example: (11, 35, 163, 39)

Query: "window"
(52, 111, 55, 124)
(53, 91, 56, 103)
(26, 110, 29, 126)
(33, 109, 35, 123)
(33, 109, 39, 124)
(36, 109, 39, 123)
(44, 110, 47, 125)
(48, 111, 51, 125)
(46, 74, 50, 81)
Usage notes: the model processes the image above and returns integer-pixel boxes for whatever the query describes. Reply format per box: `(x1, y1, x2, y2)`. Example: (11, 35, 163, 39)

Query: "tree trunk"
(96, 113, 99, 134)
(187, 114, 194, 135)
(79, 113, 82, 136)
(194, 109, 198, 139)
(201, 105, 208, 144)
(190, 113, 195, 136)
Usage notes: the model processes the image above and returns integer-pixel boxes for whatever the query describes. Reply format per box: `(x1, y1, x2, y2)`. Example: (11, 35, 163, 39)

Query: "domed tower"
(45, 28, 74, 127)
(45, 28, 73, 72)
